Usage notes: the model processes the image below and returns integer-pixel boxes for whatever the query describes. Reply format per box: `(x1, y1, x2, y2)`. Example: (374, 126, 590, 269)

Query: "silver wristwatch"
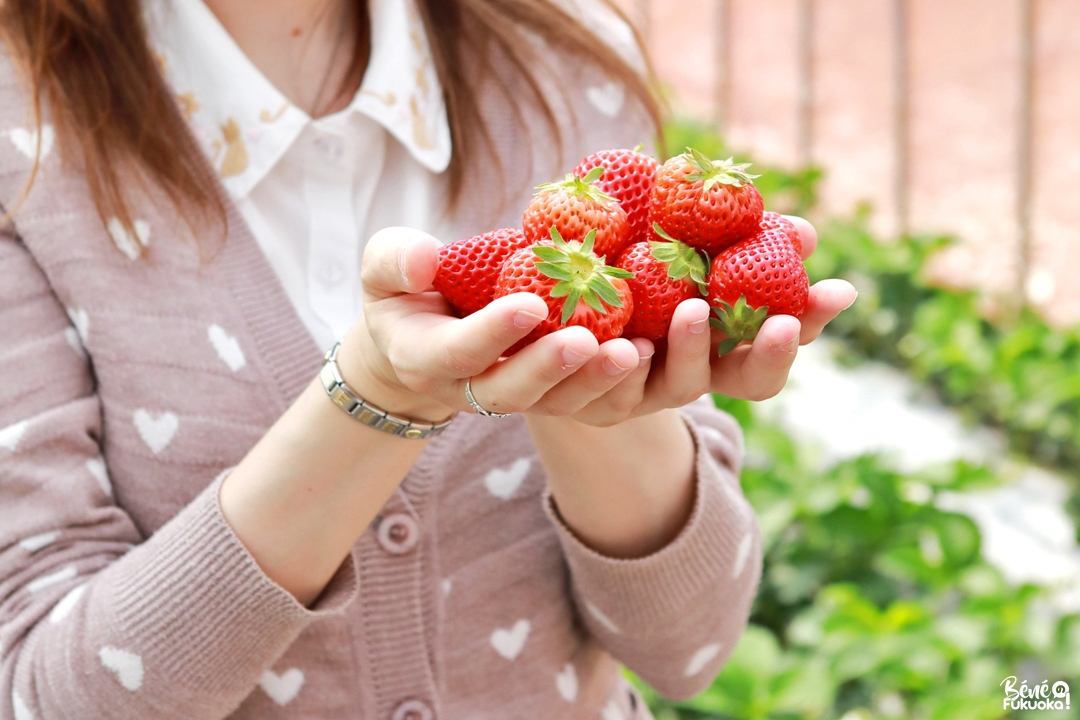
(319, 342, 454, 439)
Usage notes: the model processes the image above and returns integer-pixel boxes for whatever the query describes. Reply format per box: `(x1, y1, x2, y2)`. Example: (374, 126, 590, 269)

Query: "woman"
(0, 0, 856, 718)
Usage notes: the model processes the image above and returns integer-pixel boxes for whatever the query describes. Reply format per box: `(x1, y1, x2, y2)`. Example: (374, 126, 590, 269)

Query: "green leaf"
(589, 277, 621, 306)
(532, 246, 565, 263)
(600, 266, 634, 278)
(549, 280, 571, 298)
(560, 287, 581, 324)
(582, 289, 605, 313)
(535, 262, 571, 281)
(581, 229, 597, 255)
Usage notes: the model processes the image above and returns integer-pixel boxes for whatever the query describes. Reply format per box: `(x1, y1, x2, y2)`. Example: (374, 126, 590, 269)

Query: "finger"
(710, 314, 800, 401)
(639, 298, 712, 412)
(386, 292, 550, 384)
(449, 326, 600, 414)
(798, 279, 858, 344)
(360, 227, 441, 301)
(533, 337, 643, 416)
(571, 337, 656, 424)
(785, 215, 818, 260)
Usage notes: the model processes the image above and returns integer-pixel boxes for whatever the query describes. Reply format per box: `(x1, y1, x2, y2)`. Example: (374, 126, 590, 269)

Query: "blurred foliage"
(631, 119, 1080, 719)
(805, 216, 1080, 484)
(631, 396, 1080, 720)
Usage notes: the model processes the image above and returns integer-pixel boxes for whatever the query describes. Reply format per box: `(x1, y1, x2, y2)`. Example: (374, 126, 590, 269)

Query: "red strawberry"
(433, 228, 531, 316)
(616, 224, 709, 340)
(707, 227, 809, 355)
(759, 211, 802, 256)
(574, 147, 659, 247)
(649, 148, 764, 255)
(494, 228, 634, 354)
(522, 167, 630, 259)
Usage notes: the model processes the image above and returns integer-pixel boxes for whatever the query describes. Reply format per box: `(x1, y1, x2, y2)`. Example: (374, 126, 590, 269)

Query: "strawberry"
(522, 167, 630, 259)
(759, 211, 802, 256)
(433, 228, 531, 316)
(494, 228, 634, 354)
(649, 148, 764, 255)
(616, 224, 709, 340)
(573, 147, 659, 247)
(707, 227, 809, 355)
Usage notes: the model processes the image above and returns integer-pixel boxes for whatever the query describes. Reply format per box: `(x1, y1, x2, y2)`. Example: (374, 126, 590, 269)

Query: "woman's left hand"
(528, 217, 857, 426)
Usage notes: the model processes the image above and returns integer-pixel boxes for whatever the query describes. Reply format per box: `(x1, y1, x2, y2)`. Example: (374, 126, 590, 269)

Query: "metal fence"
(625, 0, 1079, 325)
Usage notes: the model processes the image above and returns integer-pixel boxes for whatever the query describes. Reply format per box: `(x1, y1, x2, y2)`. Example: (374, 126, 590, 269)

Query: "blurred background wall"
(617, 0, 1080, 326)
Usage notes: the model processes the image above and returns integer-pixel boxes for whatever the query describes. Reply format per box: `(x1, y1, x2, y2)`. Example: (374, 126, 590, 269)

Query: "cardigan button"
(391, 699, 433, 720)
(377, 513, 419, 555)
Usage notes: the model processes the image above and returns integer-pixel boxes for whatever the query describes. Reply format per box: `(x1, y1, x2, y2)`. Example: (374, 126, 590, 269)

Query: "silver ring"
(465, 378, 512, 418)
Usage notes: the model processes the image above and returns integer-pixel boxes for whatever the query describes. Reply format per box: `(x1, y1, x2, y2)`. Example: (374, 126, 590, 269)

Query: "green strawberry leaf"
(599, 266, 634, 278)
(589, 276, 622, 306)
(582, 289, 606, 314)
(536, 262, 572, 281)
(561, 287, 582, 324)
(533, 245, 565, 262)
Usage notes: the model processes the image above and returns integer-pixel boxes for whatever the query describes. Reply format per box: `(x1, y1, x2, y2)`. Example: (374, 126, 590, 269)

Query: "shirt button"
(391, 699, 433, 720)
(317, 261, 346, 287)
(377, 513, 419, 555)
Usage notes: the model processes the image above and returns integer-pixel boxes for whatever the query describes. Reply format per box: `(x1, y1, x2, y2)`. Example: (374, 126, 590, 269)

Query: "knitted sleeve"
(0, 218, 358, 719)
(541, 396, 762, 700)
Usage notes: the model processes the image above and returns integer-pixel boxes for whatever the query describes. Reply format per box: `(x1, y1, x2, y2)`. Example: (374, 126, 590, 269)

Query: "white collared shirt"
(146, 0, 453, 350)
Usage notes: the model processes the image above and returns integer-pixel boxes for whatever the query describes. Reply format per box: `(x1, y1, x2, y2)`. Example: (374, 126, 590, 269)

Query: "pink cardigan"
(0, 40, 762, 720)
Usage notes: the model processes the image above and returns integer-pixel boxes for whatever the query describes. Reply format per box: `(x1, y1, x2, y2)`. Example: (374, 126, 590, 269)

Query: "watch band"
(319, 342, 453, 440)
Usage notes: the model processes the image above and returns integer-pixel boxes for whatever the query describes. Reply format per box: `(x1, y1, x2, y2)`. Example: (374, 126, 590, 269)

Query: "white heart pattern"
(0, 419, 29, 451)
(98, 646, 144, 691)
(65, 327, 87, 359)
(684, 642, 722, 677)
(66, 307, 89, 344)
(586, 82, 625, 118)
(49, 583, 87, 624)
(259, 668, 305, 706)
(12, 689, 34, 720)
(207, 324, 246, 372)
(26, 564, 76, 593)
(133, 409, 178, 454)
(601, 699, 625, 720)
(107, 217, 151, 261)
(732, 531, 753, 579)
(19, 530, 60, 552)
(483, 457, 531, 500)
(555, 662, 578, 701)
(86, 457, 113, 496)
(9, 124, 55, 160)
(490, 619, 530, 660)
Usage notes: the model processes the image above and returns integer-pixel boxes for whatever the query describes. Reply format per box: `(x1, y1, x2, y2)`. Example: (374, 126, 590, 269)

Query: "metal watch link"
(319, 342, 453, 439)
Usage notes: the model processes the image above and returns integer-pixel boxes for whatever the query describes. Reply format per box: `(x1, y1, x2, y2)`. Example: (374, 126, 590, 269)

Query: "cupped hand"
(340, 227, 614, 421)
(521, 216, 858, 426)
(343, 218, 855, 427)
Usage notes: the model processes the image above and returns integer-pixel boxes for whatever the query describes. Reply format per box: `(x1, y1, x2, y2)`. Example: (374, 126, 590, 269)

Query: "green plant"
(633, 396, 1079, 720)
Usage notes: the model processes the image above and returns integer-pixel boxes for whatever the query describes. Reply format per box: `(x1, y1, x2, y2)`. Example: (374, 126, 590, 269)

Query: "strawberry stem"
(535, 171, 617, 205)
(537, 227, 633, 325)
(709, 295, 769, 356)
(682, 147, 761, 192)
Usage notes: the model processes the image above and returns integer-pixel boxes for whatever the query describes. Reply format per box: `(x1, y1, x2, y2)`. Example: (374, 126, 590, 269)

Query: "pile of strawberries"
(433, 146, 809, 356)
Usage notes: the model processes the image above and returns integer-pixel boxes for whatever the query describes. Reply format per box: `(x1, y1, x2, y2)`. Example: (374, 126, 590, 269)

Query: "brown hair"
(0, 0, 661, 240)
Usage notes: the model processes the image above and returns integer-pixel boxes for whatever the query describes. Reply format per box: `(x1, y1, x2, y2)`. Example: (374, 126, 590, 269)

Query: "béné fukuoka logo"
(1001, 676, 1071, 712)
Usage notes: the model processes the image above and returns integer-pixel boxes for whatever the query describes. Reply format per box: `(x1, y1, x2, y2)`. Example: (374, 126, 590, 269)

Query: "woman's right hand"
(339, 227, 645, 421)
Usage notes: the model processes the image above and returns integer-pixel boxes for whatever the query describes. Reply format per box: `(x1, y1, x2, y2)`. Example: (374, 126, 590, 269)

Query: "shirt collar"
(146, 0, 452, 199)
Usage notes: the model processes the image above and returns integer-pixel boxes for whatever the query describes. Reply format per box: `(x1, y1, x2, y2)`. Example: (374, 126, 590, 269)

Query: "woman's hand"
(503, 217, 857, 425)
(344, 219, 855, 425)
(343, 226, 618, 419)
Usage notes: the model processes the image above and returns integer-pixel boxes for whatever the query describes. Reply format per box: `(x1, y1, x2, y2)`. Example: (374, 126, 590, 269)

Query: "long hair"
(0, 0, 662, 245)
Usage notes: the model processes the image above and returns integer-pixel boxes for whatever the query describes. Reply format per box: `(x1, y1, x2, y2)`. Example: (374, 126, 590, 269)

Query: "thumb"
(361, 227, 441, 301)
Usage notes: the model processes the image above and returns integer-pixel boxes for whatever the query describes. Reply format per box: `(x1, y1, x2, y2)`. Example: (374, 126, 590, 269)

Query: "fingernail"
(688, 318, 709, 334)
(397, 243, 411, 286)
(776, 334, 800, 353)
(602, 357, 632, 375)
(562, 347, 590, 368)
(637, 351, 655, 367)
(844, 292, 859, 310)
(513, 310, 545, 329)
